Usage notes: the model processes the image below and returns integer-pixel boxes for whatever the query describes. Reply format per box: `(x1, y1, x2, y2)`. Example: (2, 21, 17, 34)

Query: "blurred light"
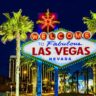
(23, 70, 27, 74)
(32, 67, 36, 70)
(43, 78, 48, 82)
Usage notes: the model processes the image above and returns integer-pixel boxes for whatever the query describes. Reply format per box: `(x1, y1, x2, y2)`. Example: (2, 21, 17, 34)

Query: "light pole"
(10, 85, 13, 96)
(23, 70, 27, 75)
(32, 67, 37, 96)
(23, 70, 28, 94)
(43, 78, 49, 93)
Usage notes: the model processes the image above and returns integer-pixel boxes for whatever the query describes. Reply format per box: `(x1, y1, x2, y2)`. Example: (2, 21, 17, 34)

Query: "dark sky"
(0, 0, 96, 77)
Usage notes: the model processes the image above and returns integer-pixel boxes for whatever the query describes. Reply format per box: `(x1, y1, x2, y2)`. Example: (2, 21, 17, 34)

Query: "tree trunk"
(93, 65, 96, 96)
(76, 74, 79, 93)
(63, 74, 66, 93)
(16, 33, 20, 96)
(84, 76, 87, 93)
(32, 69, 37, 96)
(71, 76, 74, 92)
(86, 69, 89, 94)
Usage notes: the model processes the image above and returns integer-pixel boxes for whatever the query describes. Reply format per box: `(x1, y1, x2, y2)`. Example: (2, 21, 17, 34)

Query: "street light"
(32, 67, 36, 70)
(23, 70, 27, 75)
(51, 81, 54, 85)
(43, 78, 49, 93)
(23, 70, 28, 94)
(10, 85, 13, 96)
(43, 78, 48, 84)
(32, 66, 37, 96)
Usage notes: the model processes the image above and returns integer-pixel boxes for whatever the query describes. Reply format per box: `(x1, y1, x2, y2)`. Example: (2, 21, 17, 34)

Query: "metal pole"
(37, 60, 42, 96)
(10, 85, 12, 96)
(54, 67, 58, 96)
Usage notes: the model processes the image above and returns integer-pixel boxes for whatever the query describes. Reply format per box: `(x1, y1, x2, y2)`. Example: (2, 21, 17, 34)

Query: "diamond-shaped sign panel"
(22, 31, 96, 67)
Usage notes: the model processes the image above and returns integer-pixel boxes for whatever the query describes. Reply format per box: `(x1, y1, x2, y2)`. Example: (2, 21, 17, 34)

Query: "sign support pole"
(54, 66, 58, 96)
(37, 60, 42, 96)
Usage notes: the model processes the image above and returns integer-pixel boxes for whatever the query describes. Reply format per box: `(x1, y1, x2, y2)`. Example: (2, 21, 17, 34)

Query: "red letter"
(30, 32, 39, 40)
(85, 47, 90, 55)
(63, 47, 69, 55)
(32, 47, 37, 55)
(40, 32, 47, 40)
(46, 47, 51, 55)
(69, 47, 76, 55)
(83, 31, 91, 39)
(66, 31, 73, 40)
(77, 47, 84, 55)
(57, 32, 64, 40)
(55, 47, 63, 55)
(38, 47, 45, 55)
(74, 31, 82, 39)
(49, 32, 56, 40)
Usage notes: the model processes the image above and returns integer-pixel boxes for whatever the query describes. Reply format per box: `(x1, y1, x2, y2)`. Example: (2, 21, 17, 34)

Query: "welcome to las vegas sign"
(22, 29, 96, 68)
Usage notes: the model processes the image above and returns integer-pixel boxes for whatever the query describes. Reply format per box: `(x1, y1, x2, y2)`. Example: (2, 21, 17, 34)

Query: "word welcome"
(30, 31, 91, 40)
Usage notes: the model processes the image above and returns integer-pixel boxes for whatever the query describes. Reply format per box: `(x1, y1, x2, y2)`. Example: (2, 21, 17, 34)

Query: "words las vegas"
(30, 31, 92, 56)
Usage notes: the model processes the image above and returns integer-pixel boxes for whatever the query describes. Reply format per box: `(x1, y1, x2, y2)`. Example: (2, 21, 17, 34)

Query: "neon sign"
(30, 31, 91, 41)
(22, 29, 96, 67)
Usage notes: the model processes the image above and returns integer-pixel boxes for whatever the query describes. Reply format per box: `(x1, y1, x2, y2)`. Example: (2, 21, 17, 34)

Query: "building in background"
(9, 55, 54, 93)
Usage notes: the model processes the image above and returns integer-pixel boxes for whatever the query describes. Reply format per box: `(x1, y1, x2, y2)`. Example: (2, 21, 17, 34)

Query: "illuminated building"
(9, 55, 32, 83)
(9, 55, 54, 92)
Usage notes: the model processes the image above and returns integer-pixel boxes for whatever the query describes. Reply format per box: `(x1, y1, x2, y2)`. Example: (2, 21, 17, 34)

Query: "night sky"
(0, 0, 96, 77)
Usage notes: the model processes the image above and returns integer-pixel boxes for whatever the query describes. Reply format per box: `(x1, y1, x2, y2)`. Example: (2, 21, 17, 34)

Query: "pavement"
(8, 92, 54, 96)
(7, 92, 94, 96)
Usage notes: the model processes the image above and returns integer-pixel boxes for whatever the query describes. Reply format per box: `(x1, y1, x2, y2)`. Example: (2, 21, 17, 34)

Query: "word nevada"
(30, 31, 91, 40)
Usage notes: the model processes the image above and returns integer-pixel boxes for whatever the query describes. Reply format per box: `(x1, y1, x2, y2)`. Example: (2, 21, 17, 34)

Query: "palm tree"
(83, 11, 96, 95)
(73, 70, 80, 93)
(83, 11, 96, 35)
(59, 68, 70, 93)
(81, 68, 91, 94)
(85, 58, 96, 95)
(68, 74, 75, 93)
(20, 57, 37, 96)
(0, 9, 34, 96)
